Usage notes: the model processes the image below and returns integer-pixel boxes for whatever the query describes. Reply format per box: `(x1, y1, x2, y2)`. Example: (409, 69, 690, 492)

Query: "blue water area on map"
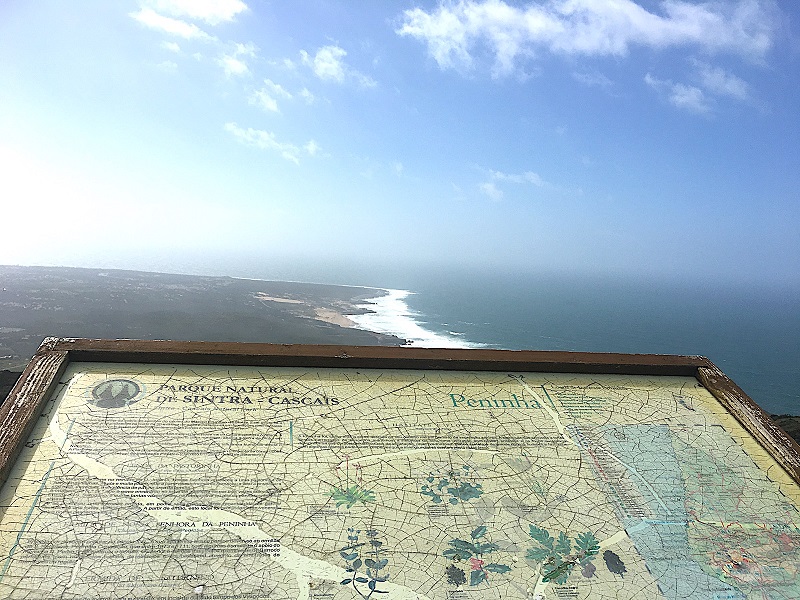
(601, 424, 744, 600)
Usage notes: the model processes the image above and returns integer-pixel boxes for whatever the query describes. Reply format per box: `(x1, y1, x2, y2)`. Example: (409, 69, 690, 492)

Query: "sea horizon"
(2, 262, 797, 416)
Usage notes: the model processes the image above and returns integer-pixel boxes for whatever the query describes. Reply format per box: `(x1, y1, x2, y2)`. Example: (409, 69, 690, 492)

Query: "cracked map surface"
(0, 363, 798, 599)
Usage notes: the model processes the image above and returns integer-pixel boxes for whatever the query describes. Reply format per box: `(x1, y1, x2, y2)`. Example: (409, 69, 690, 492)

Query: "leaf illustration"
(542, 561, 573, 584)
(483, 563, 511, 574)
(449, 539, 477, 553)
(575, 531, 600, 558)
(603, 550, 626, 577)
(474, 542, 499, 555)
(448, 482, 483, 502)
(525, 547, 551, 561)
(444, 548, 467, 560)
(445, 564, 467, 586)
(471, 525, 487, 540)
(529, 525, 554, 549)
(554, 532, 571, 556)
(470, 570, 487, 586)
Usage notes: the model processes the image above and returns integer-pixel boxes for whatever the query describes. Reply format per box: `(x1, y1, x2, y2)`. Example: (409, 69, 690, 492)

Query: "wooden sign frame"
(2, 336, 798, 489)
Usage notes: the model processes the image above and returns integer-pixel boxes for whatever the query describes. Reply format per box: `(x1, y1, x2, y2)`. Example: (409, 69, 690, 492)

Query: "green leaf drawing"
(484, 563, 511, 574)
(474, 542, 499, 554)
(528, 525, 554, 549)
(525, 546, 551, 561)
(447, 482, 483, 503)
(470, 525, 487, 539)
(542, 561, 573, 584)
(338, 528, 390, 599)
(554, 531, 571, 556)
(575, 531, 600, 560)
(470, 570, 487, 586)
(330, 485, 376, 509)
(527, 527, 601, 586)
(450, 539, 477, 552)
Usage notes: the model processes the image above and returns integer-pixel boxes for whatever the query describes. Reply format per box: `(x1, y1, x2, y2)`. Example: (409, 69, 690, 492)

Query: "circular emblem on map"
(90, 379, 142, 408)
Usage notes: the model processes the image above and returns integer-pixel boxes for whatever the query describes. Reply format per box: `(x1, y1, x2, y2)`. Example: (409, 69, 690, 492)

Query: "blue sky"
(0, 0, 798, 286)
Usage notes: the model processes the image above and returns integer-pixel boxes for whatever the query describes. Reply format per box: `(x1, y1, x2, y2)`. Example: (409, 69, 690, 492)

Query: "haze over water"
(188, 256, 800, 417)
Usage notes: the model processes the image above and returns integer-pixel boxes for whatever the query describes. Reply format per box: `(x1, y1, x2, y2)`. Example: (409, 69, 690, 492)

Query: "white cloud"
(300, 45, 377, 88)
(299, 88, 316, 104)
(147, 0, 248, 25)
(393, 162, 404, 176)
(645, 73, 710, 114)
(572, 70, 613, 88)
(218, 55, 249, 76)
(130, 7, 214, 40)
(669, 83, 710, 113)
(479, 181, 504, 201)
(157, 60, 178, 73)
(224, 123, 317, 164)
(490, 169, 545, 186)
(692, 60, 750, 100)
(304, 140, 321, 156)
(218, 43, 257, 77)
(398, 0, 777, 77)
(249, 79, 292, 113)
(161, 41, 181, 53)
(302, 45, 346, 82)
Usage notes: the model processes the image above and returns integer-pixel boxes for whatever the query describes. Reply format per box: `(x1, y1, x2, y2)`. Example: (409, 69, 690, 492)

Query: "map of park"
(0, 363, 798, 599)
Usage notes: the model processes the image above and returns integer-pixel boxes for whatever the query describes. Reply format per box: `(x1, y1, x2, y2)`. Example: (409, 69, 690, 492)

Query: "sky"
(0, 0, 798, 287)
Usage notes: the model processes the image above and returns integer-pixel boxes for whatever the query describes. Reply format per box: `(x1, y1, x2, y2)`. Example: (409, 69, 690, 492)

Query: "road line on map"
(45, 415, 433, 600)
(0, 460, 55, 582)
(336, 448, 497, 469)
(514, 378, 670, 516)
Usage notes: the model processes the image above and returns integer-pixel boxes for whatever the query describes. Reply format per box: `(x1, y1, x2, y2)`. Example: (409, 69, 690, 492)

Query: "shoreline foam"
(347, 289, 479, 349)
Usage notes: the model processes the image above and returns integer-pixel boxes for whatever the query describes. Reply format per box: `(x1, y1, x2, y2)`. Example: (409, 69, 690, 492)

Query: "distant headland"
(0, 265, 405, 371)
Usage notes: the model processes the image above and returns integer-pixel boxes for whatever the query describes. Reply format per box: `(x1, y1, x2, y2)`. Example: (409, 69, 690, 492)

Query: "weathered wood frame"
(1, 337, 798, 491)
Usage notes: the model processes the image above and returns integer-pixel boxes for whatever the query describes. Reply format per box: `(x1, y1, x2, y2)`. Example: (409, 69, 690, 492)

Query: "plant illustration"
(331, 486, 376, 509)
(331, 455, 375, 509)
(420, 464, 483, 505)
(603, 550, 626, 577)
(340, 528, 389, 598)
(443, 525, 511, 586)
(526, 526, 600, 584)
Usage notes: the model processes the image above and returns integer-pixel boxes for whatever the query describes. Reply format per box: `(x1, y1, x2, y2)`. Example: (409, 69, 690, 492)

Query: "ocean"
(342, 269, 798, 416)
(125, 257, 799, 416)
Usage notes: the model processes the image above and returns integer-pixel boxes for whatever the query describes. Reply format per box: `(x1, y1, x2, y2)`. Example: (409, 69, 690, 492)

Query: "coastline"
(252, 283, 477, 348)
(0, 265, 407, 370)
(346, 289, 478, 348)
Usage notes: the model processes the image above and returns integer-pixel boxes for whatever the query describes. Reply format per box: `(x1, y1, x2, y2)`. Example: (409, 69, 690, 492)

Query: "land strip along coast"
(0, 265, 427, 372)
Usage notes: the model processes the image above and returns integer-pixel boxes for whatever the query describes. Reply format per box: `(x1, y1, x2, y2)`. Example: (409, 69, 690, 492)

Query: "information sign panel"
(0, 339, 798, 599)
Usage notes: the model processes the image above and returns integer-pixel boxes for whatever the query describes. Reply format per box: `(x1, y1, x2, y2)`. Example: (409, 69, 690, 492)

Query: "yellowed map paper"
(0, 363, 798, 599)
